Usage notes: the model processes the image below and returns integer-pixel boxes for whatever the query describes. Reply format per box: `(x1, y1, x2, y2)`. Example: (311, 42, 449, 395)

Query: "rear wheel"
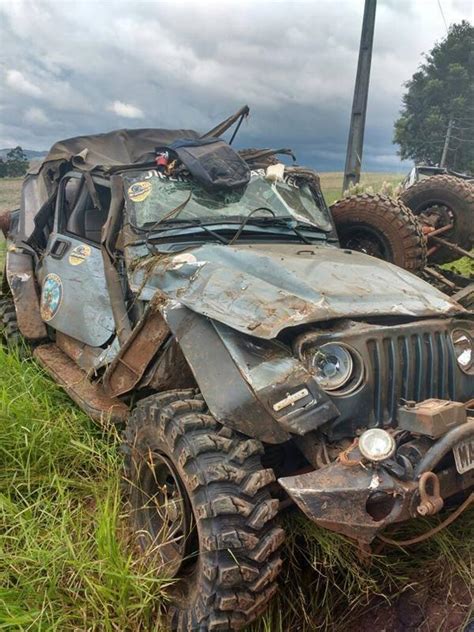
(400, 175, 474, 264)
(330, 194, 427, 272)
(0, 295, 22, 348)
(124, 390, 284, 631)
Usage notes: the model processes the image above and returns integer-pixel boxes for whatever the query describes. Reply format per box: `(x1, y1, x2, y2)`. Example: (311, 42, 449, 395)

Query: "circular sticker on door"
(69, 244, 91, 266)
(40, 273, 63, 322)
(127, 181, 152, 202)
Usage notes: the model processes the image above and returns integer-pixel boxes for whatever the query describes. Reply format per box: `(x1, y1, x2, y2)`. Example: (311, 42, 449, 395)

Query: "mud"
(351, 574, 472, 632)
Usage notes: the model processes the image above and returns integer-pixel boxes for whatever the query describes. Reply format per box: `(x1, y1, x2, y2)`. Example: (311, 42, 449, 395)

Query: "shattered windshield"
(123, 169, 332, 232)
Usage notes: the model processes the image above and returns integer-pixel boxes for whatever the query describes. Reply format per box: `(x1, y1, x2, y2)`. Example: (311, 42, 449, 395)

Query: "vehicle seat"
(67, 203, 86, 237)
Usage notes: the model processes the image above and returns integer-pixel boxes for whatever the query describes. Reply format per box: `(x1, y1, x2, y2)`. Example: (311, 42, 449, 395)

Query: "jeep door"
(37, 173, 116, 347)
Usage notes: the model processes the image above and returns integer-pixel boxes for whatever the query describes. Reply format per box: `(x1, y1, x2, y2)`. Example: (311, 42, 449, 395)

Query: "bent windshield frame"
(123, 169, 333, 234)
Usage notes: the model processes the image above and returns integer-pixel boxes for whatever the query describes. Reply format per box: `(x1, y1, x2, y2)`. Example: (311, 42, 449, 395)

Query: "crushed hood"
(130, 243, 464, 339)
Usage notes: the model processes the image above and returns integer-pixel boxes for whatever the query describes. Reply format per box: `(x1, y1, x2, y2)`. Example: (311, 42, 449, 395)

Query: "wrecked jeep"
(1, 108, 473, 631)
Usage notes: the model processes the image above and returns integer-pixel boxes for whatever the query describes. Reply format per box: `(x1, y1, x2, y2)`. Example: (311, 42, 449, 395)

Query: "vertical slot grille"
(367, 327, 454, 426)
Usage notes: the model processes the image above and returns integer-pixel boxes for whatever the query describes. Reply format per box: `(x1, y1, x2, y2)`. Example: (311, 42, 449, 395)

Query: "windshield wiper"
(138, 215, 327, 250)
(229, 209, 317, 246)
(145, 218, 230, 251)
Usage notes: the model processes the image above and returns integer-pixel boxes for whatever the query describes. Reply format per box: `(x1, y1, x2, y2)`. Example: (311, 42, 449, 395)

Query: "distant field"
(319, 171, 404, 204)
(0, 177, 22, 212)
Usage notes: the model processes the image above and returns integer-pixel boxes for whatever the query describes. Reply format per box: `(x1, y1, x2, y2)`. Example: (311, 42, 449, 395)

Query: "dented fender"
(162, 303, 339, 444)
(5, 247, 47, 340)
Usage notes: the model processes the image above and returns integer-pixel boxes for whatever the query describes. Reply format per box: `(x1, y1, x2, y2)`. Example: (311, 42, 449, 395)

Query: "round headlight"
(312, 343, 353, 391)
(359, 428, 396, 462)
(451, 329, 472, 372)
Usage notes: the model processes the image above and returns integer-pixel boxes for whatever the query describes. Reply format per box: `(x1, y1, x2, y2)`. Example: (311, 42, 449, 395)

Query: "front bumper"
(279, 418, 474, 543)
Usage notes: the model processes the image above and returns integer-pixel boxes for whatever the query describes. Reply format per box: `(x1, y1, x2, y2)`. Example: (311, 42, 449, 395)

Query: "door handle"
(50, 238, 71, 259)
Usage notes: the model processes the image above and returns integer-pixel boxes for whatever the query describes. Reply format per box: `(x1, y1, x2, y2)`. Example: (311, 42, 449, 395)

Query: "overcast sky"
(0, 0, 472, 171)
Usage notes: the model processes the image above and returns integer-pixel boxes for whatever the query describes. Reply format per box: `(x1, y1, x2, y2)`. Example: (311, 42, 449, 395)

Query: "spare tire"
(400, 174, 474, 264)
(330, 194, 427, 272)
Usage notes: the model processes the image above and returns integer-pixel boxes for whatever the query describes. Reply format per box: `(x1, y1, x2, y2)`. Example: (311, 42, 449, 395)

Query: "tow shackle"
(416, 471, 444, 516)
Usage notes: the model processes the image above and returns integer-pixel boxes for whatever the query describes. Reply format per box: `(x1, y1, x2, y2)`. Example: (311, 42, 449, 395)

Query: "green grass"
(0, 345, 472, 631)
(0, 347, 173, 631)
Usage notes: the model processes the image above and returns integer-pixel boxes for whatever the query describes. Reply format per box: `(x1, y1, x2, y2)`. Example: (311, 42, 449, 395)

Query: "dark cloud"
(0, 0, 471, 171)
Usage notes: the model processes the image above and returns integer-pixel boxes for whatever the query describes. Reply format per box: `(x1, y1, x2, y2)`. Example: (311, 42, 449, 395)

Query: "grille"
(367, 329, 456, 426)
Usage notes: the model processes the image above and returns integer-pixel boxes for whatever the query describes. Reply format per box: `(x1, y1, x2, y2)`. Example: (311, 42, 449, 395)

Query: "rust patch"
(34, 343, 128, 424)
(6, 250, 47, 340)
(104, 306, 170, 397)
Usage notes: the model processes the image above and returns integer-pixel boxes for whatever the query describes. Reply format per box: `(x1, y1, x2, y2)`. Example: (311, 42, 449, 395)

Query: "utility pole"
(440, 117, 453, 168)
(342, 0, 377, 194)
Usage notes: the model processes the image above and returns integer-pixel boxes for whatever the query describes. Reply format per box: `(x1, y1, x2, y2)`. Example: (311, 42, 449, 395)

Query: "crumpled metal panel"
(279, 460, 412, 542)
(6, 248, 47, 340)
(129, 243, 463, 340)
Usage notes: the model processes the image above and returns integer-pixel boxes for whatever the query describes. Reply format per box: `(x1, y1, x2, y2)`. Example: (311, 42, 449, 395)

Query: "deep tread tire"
(0, 295, 21, 347)
(400, 174, 474, 263)
(124, 390, 284, 631)
(330, 193, 427, 271)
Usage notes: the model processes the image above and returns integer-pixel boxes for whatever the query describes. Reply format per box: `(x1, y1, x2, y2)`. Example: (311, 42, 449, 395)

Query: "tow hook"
(416, 471, 444, 516)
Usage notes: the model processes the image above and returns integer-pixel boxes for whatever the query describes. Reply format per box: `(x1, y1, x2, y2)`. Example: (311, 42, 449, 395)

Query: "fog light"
(359, 428, 396, 462)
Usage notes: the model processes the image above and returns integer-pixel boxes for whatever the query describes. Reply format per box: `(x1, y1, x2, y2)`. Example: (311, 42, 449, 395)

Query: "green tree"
(5, 146, 29, 177)
(0, 158, 6, 178)
(394, 21, 474, 173)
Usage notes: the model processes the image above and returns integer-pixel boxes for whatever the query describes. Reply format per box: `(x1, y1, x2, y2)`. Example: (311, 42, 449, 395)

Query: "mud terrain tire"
(330, 194, 427, 271)
(400, 175, 474, 264)
(0, 295, 21, 347)
(124, 390, 284, 631)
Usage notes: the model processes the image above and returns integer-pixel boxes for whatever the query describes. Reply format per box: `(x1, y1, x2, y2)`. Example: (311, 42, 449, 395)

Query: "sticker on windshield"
(40, 273, 63, 322)
(128, 181, 152, 202)
(69, 244, 91, 266)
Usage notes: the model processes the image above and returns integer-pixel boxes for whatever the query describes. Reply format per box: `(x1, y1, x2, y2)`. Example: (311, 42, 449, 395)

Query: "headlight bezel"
(309, 342, 365, 396)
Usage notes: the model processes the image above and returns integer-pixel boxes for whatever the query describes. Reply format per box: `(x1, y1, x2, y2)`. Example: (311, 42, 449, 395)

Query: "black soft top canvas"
(30, 127, 201, 176)
(21, 128, 200, 241)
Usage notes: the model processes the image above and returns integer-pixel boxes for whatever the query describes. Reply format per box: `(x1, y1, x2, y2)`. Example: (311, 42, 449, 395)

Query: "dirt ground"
(351, 574, 472, 632)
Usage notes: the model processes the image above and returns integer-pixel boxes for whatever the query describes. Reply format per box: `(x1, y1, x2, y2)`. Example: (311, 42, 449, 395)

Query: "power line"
(437, 0, 449, 33)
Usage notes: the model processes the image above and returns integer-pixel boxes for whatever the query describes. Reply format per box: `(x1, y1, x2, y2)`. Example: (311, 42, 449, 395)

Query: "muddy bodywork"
(279, 417, 474, 542)
(161, 304, 339, 443)
(2, 112, 473, 549)
(6, 247, 46, 340)
(127, 242, 463, 339)
(122, 241, 471, 445)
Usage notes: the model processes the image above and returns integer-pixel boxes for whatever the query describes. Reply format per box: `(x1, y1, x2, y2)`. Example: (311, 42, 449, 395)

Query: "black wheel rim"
(341, 226, 393, 261)
(135, 451, 196, 577)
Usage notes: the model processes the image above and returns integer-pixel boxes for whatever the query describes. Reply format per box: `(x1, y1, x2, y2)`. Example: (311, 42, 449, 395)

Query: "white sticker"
(273, 388, 310, 412)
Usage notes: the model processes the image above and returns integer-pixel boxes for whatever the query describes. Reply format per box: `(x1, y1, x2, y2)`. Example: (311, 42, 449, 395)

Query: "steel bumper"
(279, 419, 474, 543)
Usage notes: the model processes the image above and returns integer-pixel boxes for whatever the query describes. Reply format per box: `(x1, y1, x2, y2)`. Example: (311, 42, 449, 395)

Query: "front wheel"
(124, 390, 284, 631)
